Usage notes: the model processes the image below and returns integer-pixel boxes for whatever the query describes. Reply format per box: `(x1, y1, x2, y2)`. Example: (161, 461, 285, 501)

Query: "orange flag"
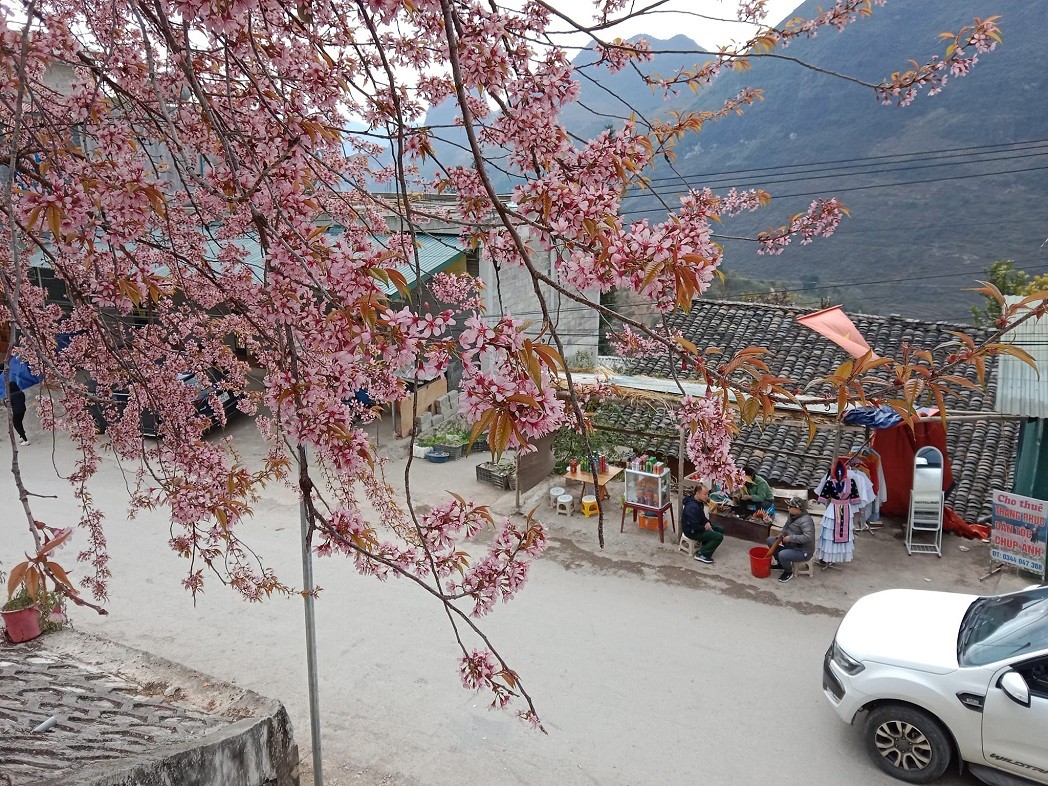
(796, 305, 877, 359)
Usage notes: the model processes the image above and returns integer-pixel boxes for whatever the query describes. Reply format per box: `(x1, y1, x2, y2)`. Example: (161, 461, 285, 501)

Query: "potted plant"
(476, 458, 517, 490)
(2, 526, 75, 644)
(433, 426, 472, 460)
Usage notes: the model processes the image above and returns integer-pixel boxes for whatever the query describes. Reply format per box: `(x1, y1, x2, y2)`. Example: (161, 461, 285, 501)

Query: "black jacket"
(682, 495, 710, 539)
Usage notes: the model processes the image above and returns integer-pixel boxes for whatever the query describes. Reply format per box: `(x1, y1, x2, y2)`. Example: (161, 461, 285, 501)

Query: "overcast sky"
(528, 0, 803, 50)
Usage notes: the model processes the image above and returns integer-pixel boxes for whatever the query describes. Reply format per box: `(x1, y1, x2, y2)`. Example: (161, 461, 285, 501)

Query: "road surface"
(1, 418, 992, 785)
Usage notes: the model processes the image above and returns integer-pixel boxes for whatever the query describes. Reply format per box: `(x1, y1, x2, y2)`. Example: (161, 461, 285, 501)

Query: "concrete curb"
(23, 630, 299, 786)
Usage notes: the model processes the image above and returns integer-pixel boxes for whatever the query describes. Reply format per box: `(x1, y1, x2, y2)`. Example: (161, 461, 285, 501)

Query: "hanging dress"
(815, 458, 863, 563)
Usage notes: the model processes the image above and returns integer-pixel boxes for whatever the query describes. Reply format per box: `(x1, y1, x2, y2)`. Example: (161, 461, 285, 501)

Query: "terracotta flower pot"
(2, 606, 42, 643)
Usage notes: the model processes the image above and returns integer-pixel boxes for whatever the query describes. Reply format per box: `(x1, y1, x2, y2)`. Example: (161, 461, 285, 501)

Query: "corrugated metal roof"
(377, 233, 464, 296)
(997, 295, 1048, 417)
(28, 231, 464, 295)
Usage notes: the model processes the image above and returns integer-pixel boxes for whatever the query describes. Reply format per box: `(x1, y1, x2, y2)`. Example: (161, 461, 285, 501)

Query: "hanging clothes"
(814, 458, 866, 563)
(855, 449, 888, 522)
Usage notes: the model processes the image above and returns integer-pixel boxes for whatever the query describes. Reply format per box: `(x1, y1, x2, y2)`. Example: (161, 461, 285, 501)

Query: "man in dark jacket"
(682, 484, 724, 565)
(767, 496, 815, 583)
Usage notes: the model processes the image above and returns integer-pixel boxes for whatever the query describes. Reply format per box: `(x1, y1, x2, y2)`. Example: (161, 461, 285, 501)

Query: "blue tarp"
(842, 405, 903, 430)
(1, 356, 43, 398)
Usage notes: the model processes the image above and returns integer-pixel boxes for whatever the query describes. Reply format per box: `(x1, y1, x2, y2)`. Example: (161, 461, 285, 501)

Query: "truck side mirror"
(999, 671, 1031, 708)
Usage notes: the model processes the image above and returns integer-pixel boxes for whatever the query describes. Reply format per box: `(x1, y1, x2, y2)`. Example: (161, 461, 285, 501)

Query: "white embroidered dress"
(815, 469, 875, 563)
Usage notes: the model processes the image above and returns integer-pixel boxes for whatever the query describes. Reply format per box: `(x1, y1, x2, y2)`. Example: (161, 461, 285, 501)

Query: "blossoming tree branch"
(0, 0, 1035, 726)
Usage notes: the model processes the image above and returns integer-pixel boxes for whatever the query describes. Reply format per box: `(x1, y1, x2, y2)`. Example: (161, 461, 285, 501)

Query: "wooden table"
(620, 501, 676, 543)
(561, 465, 624, 501)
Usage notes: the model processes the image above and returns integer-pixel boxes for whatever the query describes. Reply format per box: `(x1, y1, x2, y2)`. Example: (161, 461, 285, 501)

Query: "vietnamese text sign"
(991, 490, 1048, 577)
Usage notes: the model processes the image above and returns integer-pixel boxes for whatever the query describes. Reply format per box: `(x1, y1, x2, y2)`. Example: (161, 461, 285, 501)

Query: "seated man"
(734, 465, 775, 518)
(767, 497, 816, 583)
(682, 483, 724, 565)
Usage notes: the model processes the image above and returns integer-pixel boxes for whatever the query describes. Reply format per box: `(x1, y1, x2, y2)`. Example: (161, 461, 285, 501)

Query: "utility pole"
(299, 452, 324, 786)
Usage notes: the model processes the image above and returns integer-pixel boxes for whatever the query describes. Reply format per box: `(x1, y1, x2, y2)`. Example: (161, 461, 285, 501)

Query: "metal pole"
(677, 429, 686, 520)
(514, 452, 522, 513)
(299, 469, 324, 786)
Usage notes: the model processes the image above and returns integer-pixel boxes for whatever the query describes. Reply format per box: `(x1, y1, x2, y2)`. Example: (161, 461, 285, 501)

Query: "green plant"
(2, 585, 67, 632)
(2, 585, 35, 612)
(418, 424, 474, 447)
(435, 427, 471, 446)
(5, 525, 77, 632)
(565, 350, 595, 372)
(552, 425, 620, 474)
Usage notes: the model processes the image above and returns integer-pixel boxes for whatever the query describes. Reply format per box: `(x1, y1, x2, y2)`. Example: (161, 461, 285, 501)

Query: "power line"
(635, 138, 1048, 186)
(621, 147, 1048, 197)
(621, 163, 1048, 216)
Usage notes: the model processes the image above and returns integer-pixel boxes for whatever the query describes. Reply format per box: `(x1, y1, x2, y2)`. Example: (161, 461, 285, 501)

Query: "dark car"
(88, 369, 241, 438)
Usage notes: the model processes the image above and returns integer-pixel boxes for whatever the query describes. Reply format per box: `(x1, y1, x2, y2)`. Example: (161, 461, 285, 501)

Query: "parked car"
(824, 585, 1048, 785)
(88, 369, 241, 438)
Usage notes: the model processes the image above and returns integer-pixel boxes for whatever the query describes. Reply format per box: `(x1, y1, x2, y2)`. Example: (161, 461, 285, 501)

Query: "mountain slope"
(632, 0, 1048, 319)
(419, 1, 1047, 319)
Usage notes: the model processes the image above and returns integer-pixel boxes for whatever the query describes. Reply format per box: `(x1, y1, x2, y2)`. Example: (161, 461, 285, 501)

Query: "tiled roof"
(598, 299, 1018, 523)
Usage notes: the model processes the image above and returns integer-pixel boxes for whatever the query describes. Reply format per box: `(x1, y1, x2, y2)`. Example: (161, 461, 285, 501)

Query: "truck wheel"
(862, 704, 952, 784)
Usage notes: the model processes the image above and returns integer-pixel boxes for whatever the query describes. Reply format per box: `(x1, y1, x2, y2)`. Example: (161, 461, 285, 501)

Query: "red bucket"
(748, 546, 772, 579)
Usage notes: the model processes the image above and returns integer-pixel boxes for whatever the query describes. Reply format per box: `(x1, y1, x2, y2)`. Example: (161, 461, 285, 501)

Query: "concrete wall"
(480, 239, 599, 367)
(34, 632, 299, 786)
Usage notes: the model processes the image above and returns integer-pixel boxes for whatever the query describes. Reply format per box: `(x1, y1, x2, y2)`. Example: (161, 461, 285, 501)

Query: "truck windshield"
(957, 586, 1048, 666)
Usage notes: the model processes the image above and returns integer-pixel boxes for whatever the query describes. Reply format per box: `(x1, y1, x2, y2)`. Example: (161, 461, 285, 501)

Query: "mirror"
(1000, 671, 1031, 707)
(916, 446, 943, 468)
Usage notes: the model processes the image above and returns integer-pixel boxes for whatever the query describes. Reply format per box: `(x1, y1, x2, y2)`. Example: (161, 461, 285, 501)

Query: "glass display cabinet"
(624, 467, 670, 509)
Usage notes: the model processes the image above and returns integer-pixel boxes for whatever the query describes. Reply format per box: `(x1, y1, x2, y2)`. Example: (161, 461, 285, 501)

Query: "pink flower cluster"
(875, 17, 1001, 107)
(609, 325, 663, 358)
(674, 395, 745, 490)
(596, 38, 654, 74)
(460, 648, 500, 691)
(775, 0, 888, 43)
(429, 272, 485, 311)
(737, 1, 770, 24)
(757, 199, 848, 255)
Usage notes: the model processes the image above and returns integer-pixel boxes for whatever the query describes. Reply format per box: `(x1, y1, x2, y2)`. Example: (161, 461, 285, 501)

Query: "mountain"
(419, 1, 1047, 319)
(625, 0, 1048, 319)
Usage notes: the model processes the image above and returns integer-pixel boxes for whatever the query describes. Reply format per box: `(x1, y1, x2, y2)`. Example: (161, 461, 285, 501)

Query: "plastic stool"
(549, 486, 566, 509)
(678, 533, 699, 558)
(580, 495, 599, 517)
(556, 494, 574, 517)
(792, 554, 816, 578)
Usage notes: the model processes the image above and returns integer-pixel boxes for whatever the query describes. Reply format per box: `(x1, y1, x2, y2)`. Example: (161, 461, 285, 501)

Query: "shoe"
(770, 560, 783, 570)
(778, 570, 794, 583)
(18, 439, 29, 446)
(694, 554, 714, 564)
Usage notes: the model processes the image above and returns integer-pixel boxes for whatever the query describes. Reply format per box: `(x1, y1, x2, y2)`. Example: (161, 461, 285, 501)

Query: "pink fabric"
(796, 306, 877, 359)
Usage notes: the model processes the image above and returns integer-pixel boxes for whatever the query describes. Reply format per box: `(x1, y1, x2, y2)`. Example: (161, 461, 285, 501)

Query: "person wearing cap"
(733, 465, 775, 518)
(766, 496, 816, 583)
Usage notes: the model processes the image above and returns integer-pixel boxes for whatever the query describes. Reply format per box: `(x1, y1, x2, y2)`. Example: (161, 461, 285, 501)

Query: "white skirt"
(818, 512, 854, 563)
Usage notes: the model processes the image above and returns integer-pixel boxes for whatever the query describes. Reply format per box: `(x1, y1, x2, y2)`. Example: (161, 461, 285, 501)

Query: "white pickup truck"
(823, 585, 1048, 785)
